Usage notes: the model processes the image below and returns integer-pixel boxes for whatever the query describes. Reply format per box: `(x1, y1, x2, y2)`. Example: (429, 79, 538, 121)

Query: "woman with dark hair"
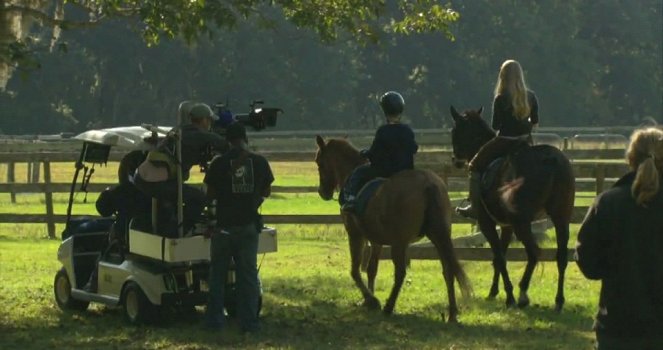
(576, 127, 663, 349)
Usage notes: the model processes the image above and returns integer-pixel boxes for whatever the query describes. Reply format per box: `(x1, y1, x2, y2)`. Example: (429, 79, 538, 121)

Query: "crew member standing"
(203, 122, 274, 333)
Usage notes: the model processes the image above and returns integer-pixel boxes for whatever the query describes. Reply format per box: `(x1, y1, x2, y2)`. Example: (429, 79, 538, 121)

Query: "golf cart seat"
(129, 199, 179, 239)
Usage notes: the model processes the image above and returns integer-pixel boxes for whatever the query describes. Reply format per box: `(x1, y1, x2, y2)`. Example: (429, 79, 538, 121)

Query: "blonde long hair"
(494, 60, 531, 120)
(626, 127, 663, 206)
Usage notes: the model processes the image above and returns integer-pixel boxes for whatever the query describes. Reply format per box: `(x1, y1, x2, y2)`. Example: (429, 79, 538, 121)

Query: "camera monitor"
(79, 141, 111, 164)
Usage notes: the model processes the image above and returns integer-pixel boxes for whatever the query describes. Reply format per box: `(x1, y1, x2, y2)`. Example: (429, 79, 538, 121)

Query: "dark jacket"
(365, 123, 418, 177)
(492, 90, 539, 137)
(204, 147, 274, 228)
(180, 124, 227, 180)
(576, 172, 663, 340)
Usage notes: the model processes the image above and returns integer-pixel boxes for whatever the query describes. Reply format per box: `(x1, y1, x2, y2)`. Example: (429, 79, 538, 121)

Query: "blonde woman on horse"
(457, 59, 539, 219)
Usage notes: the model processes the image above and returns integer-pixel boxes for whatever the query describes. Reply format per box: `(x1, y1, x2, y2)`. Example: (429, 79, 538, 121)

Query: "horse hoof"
(554, 303, 564, 313)
(505, 297, 516, 308)
(362, 297, 381, 310)
(486, 292, 498, 300)
(517, 299, 530, 308)
(382, 307, 394, 316)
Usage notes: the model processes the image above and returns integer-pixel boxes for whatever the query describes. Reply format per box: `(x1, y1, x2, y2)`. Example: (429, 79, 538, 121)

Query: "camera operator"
(203, 122, 274, 333)
(134, 102, 227, 234)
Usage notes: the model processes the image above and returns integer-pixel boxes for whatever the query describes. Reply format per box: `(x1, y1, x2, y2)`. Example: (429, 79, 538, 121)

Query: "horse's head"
(315, 135, 364, 201)
(315, 135, 338, 201)
(449, 105, 495, 168)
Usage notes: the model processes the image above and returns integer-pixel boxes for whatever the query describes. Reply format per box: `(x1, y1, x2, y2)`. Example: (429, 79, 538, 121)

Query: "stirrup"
(455, 204, 478, 219)
(341, 201, 357, 213)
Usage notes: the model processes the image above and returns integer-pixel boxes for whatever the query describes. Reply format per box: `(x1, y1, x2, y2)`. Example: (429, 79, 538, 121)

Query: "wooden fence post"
(26, 162, 32, 182)
(442, 163, 450, 186)
(31, 161, 40, 183)
(595, 164, 605, 195)
(43, 160, 56, 239)
(7, 162, 16, 203)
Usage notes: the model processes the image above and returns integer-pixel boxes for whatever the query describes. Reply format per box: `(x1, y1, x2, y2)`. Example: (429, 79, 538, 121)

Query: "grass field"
(0, 162, 603, 349)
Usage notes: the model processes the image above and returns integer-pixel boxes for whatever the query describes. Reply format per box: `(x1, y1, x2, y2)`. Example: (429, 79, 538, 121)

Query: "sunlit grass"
(1, 224, 600, 350)
(0, 161, 608, 349)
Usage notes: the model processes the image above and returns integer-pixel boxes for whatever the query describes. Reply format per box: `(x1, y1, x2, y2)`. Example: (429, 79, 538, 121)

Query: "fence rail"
(0, 150, 627, 241)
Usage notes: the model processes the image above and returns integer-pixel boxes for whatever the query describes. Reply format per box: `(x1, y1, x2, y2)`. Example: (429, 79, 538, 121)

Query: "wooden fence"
(0, 128, 639, 286)
(0, 146, 630, 263)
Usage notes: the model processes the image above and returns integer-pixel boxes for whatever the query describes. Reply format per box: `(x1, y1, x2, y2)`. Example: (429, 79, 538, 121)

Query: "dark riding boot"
(456, 171, 482, 219)
(341, 194, 357, 213)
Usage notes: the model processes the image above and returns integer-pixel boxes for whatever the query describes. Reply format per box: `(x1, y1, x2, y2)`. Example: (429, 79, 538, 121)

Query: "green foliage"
(0, 0, 661, 133)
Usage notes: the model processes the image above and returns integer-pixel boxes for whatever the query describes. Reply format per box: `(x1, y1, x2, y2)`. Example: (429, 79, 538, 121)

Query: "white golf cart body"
(54, 125, 277, 322)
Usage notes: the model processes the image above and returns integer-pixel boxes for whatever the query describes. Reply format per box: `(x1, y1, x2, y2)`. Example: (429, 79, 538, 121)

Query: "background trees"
(0, 0, 660, 133)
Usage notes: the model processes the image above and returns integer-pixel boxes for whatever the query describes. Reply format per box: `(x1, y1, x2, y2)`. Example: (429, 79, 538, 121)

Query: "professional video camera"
(212, 99, 282, 134)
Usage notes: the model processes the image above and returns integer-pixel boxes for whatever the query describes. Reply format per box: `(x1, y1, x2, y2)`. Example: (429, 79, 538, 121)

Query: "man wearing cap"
(134, 102, 227, 234)
(203, 122, 274, 333)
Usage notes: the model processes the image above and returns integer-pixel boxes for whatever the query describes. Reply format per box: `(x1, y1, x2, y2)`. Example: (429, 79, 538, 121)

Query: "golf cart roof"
(74, 125, 172, 149)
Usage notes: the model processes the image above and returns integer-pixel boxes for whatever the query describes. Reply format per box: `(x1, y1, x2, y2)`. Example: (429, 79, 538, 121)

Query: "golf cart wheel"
(54, 268, 89, 311)
(122, 282, 156, 325)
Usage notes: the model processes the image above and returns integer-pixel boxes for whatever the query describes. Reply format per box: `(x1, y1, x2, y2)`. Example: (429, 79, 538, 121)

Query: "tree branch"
(2, 4, 104, 29)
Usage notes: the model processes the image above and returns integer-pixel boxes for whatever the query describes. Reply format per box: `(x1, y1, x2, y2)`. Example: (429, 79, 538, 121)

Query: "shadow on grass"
(1, 274, 596, 350)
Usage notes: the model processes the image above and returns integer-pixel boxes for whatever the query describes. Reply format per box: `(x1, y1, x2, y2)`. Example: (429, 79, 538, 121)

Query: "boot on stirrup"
(341, 195, 357, 213)
(455, 171, 481, 219)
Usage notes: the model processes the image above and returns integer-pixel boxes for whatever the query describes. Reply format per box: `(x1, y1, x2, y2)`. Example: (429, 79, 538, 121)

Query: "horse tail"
(424, 184, 472, 298)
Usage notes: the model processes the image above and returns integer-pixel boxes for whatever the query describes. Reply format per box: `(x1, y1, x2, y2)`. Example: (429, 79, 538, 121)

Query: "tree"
(0, 0, 459, 89)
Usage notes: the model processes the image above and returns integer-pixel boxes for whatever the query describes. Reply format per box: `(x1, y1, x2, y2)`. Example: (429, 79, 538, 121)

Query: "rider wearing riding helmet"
(341, 91, 419, 212)
(456, 59, 539, 219)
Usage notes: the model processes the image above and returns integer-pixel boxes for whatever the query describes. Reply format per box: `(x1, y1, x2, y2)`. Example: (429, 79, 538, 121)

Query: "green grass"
(0, 224, 600, 350)
(0, 162, 604, 349)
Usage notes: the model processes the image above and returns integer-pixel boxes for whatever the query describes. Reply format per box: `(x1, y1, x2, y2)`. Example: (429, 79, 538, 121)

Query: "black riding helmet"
(379, 91, 405, 116)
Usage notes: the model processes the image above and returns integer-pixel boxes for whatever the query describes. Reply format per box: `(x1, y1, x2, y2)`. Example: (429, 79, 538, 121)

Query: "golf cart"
(53, 124, 278, 324)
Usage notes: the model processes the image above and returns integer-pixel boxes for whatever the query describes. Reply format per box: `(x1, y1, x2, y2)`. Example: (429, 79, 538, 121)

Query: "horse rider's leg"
(551, 216, 570, 312)
(514, 222, 541, 308)
(348, 233, 380, 309)
(366, 243, 382, 294)
(489, 226, 514, 299)
(383, 244, 408, 315)
(479, 216, 515, 307)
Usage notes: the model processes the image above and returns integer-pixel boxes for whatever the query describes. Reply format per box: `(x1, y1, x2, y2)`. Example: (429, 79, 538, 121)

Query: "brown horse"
(315, 135, 471, 322)
(449, 106, 575, 312)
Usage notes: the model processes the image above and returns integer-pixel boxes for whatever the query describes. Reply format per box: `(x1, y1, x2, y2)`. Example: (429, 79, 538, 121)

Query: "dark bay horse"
(449, 106, 575, 311)
(315, 135, 471, 322)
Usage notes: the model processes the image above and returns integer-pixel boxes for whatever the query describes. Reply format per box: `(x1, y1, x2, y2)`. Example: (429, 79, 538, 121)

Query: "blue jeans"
(341, 164, 375, 205)
(205, 223, 260, 332)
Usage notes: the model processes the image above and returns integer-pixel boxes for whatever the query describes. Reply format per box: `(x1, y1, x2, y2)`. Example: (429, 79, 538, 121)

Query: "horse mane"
(464, 109, 496, 139)
(326, 138, 361, 159)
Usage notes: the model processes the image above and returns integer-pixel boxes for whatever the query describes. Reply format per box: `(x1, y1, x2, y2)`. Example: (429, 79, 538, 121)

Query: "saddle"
(480, 142, 531, 195)
(353, 178, 386, 216)
(480, 157, 512, 195)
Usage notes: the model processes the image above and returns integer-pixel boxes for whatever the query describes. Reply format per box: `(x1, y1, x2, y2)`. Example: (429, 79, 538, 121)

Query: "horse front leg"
(366, 243, 382, 294)
(479, 217, 515, 307)
(551, 217, 570, 312)
(489, 226, 513, 299)
(513, 222, 540, 308)
(383, 244, 407, 315)
(348, 233, 380, 310)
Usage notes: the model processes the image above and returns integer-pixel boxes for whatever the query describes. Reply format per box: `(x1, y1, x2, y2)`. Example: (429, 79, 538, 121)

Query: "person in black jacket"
(203, 122, 274, 333)
(457, 59, 539, 218)
(341, 91, 418, 212)
(576, 127, 663, 350)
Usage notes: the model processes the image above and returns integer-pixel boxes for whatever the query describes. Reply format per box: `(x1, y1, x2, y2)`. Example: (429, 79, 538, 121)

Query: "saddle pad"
(355, 178, 386, 216)
(481, 157, 506, 194)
